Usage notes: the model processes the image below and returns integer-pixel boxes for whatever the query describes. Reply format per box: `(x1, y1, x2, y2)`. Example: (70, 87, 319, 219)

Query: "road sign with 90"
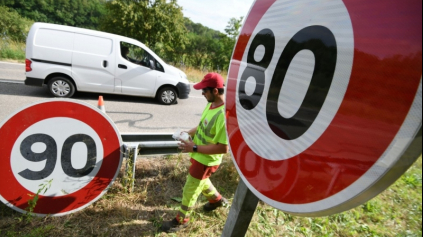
(0, 100, 123, 216)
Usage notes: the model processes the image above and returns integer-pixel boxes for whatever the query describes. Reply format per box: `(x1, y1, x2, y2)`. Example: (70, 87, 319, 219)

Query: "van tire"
(157, 87, 177, 105)
(48, 77, 76, 98)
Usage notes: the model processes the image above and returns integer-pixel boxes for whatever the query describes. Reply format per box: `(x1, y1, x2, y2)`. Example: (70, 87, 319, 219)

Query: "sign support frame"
(221, 179, 259, 237)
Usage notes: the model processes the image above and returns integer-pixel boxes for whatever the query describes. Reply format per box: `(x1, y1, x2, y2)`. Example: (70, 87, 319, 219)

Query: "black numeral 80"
(238, 26, 338, 140)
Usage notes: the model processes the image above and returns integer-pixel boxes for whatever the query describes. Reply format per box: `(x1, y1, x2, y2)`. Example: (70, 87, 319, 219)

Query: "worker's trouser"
(176, 158, 222, 224)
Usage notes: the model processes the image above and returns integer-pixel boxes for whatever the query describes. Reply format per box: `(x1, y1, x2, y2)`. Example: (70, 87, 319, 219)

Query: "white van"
(25, 22, 191, 105)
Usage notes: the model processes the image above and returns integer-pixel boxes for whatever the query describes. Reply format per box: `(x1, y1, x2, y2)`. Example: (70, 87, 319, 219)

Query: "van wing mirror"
(149, 60, 156, 70)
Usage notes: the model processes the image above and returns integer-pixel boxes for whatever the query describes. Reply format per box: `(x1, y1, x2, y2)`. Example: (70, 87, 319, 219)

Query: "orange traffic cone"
(98, 96, 106, 113)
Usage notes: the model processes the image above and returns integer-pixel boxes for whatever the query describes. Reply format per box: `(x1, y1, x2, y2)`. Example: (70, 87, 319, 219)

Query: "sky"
(177, 0, 256, 33)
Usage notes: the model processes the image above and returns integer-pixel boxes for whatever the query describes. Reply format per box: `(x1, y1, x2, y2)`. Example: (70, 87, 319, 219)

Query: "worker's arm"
(179, 139, 228, 154)
(186, 127, 198, 138)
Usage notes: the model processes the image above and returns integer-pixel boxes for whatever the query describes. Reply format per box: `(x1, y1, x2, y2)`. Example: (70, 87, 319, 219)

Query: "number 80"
(238, 26, 337, 140)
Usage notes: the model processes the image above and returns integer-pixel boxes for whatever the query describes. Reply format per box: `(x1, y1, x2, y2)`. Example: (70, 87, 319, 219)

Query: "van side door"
(114, 42, 158, 97)
(72, 33, 116, 93)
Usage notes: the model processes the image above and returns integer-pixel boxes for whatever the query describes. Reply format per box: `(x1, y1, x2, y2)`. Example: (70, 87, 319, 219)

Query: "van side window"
(120, 42, 164, 72)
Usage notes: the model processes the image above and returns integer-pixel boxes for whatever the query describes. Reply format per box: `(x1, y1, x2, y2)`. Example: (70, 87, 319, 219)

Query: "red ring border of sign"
(226, 0, 422, 210)
(0, 100, 122, 216)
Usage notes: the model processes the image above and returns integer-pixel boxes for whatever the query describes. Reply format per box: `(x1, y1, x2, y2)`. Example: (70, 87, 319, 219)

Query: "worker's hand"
(178, 137, 194, 153)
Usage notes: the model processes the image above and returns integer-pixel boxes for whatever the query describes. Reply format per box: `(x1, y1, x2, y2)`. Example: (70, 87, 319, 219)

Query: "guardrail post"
(123, 144, 129, 187)
(123, 143, 139, 192)
(131, 144, 138, 192)
(221, 179, 259, 237)
(120, 133, 181, 192)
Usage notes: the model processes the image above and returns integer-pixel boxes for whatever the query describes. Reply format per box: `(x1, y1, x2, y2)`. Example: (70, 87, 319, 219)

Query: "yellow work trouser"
(177, 174, 221, 223)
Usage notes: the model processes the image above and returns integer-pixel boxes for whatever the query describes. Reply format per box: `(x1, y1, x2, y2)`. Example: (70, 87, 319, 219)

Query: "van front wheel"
(48, 77, 76, 98)
(157, 87, 177, 105)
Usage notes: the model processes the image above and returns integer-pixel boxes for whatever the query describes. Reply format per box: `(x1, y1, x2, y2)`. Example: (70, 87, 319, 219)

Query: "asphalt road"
(0, 61, 208, 134)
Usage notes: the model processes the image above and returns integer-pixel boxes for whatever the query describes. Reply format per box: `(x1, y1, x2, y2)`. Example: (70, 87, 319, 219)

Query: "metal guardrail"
(121, 133, 180, 156)
(120, 133, 181, 191)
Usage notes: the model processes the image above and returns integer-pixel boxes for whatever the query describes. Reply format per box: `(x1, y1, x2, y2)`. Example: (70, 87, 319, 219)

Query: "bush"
(0, 6, 33, 42)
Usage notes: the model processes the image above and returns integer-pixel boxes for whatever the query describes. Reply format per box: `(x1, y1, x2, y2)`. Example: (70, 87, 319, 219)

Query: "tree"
(0, 0, 107, 29)
(100, 0, 187, 63)
(225, 17, 244, 40)
(182, 17, 237, 71)
(184, 32, 210, 67)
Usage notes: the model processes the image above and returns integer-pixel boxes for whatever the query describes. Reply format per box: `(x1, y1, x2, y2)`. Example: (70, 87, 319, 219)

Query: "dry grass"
(181, 66, 228, 83)
(0, 154, 239, 237)
(0, 155, 421, 237)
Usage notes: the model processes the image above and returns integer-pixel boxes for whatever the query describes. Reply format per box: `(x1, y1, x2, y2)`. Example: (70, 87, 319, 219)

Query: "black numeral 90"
(239, 25, 337, 140)
(19, 134, 97, 180)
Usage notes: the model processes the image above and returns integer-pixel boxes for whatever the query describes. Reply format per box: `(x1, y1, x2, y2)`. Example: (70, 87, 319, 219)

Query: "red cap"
(193, 73, 225, 90)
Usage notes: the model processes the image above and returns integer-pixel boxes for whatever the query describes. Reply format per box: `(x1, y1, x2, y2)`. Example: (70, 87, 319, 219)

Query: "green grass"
(0, 155, 421, 237)
(0, 39, 26, 62)
(244, 156, 422, 237)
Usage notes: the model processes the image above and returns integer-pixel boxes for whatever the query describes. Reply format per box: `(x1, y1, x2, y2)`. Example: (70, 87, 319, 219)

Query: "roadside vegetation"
(0, 154, 421, 236)
(0, 40, 25, 63)
(0, 5, 32, 63)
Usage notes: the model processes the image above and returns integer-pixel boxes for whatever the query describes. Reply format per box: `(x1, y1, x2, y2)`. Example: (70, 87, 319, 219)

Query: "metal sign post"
(222, 180, 259, 237)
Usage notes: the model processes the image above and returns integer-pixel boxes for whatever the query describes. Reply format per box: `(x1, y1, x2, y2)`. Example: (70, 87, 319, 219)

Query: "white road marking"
(0, 79, 23, 84)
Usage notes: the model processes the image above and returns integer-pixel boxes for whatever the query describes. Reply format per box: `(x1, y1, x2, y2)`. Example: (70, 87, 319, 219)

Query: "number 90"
(19, 133, 97, 180)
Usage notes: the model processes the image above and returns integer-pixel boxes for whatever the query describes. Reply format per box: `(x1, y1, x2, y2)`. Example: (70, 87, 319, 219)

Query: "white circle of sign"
(236, 0, 354, 161)
(11, 118, 103, 196)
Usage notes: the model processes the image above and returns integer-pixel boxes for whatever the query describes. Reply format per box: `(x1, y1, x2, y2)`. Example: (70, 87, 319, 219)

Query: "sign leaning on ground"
(0, 99, 123, 216)
(226, 0, 422, 216)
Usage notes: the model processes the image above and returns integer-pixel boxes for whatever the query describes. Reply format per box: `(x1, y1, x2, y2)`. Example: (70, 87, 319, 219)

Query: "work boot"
(203, 197, 229, 212)
(161, 218, 188, 233)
